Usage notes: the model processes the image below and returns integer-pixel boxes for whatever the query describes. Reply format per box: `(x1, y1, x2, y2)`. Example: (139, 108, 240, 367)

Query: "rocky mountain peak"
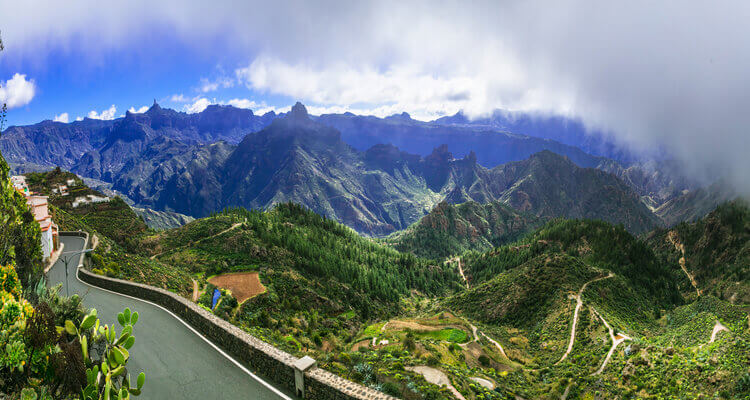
(289, 102, 310, 121)
(146, 99, 163, 115)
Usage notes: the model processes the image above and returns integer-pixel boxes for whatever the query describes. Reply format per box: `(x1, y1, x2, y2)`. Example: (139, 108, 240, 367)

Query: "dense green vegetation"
(127, 204, 749, 399)
(0, 155, 43, 287)
(387, 201, 541, 260)
(23, 162, 749, 399)
(1, 149, 147, 399)
(449, 254, 597, 329)
(649, 200, 750, 303)
(26, 169, 150, 251)
(461, 219, 683, 309)
(147, 203, 462, 318)
(51, 205, 193, 296)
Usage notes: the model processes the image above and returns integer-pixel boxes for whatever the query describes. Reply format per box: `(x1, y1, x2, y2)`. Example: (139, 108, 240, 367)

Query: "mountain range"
(0, 101, 733, 235)
(98, 104, 662, 235)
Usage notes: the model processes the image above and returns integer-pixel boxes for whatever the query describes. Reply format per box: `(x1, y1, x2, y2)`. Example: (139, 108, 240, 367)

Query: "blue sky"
(0, 27, 295, 125)
(2, 1, 750, 192)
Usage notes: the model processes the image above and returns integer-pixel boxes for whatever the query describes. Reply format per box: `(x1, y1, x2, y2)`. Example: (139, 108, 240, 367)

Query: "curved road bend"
(47, 235, 292, 400)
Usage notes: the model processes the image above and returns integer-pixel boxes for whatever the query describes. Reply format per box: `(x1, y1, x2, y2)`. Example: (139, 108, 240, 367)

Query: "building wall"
(41, 227, 53, 259)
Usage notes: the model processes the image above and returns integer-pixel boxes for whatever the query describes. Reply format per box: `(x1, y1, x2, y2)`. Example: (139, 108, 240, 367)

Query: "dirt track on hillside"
(557, 273, 614, 364)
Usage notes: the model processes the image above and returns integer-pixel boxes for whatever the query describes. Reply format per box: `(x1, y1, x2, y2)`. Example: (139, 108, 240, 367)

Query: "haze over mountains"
(0, 101, 736, 236)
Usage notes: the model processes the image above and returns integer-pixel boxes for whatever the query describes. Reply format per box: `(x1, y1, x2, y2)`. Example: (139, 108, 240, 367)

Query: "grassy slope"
(461, 219, 683, 310)
(649, 200, 750, 304)
(142, 203, 463, 319)
(51, 205, 193, 296)
(387, 200, 542, 260)
(26, 169, 150, 249)
(440, 217, 749, 399)
(50, 188, 749, 399)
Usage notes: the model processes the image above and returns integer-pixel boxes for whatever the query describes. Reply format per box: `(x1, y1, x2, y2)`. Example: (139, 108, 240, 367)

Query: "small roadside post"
(59, 248, 94, 296)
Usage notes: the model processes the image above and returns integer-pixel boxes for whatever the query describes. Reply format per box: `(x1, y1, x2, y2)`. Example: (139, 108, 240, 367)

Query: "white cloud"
(87, 104, 117, 120)
(235, 58, 480, 120)
(184, 97, 211, 114)
(0, 73, 36, 109)
(224, 98, 264, 110)
(181, 96, 282, 115)
(75, 116, 83, 121)
(7, 1, 750, 190)
(53, 112, 69, 123)
(128, 105, 149, 114)
(170, 94, 188, 102)
(199, 76, 234, 93)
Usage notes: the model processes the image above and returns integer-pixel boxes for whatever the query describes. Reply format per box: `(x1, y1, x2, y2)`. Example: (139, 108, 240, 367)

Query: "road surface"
(47, 235, 291, 400)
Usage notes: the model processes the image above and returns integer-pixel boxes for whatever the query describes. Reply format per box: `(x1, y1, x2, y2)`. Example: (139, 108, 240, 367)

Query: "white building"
(10, 175, 29, 195)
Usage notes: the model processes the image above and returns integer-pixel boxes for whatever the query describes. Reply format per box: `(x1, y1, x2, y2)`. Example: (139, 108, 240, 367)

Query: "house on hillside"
(27, 196, 59, 260)
(11, 175, 59, 260)
(10, 175, 29, 196)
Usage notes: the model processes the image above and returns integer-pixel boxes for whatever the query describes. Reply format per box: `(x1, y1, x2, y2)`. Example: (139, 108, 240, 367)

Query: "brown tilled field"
(208, 272, 267, 303)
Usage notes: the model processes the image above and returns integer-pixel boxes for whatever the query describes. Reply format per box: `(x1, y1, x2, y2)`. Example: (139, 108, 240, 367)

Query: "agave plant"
(59, 307, 145, 399)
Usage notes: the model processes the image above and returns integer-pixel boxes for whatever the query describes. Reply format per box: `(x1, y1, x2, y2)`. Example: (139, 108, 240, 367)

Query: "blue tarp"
(211, 289, 221, 309)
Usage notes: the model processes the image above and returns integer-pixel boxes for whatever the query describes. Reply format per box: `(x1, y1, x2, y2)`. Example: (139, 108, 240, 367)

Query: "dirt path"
(448, 257, 469, 289)
(406, 366, 465, 400)
(480, 332, 508, 359)
(191, 279, 200, 302)
(372, 321, 390, 347)
(591, 308, 630, 375)
(150, 221, 244, 260)
(667, 231, 702, 296)
(470, 377, 495, 390)
(709, 321, 728, 343)
(560, 382, 573, 400)
(557, 273, 614, 364)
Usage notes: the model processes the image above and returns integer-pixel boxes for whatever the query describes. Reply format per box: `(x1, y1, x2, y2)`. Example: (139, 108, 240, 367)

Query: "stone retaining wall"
(75, 258, 394, 400)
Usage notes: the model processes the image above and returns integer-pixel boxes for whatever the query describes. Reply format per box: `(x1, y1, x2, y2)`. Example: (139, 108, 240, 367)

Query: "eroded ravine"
(448, 256, 470, 289)
(667, 231, 702, 296)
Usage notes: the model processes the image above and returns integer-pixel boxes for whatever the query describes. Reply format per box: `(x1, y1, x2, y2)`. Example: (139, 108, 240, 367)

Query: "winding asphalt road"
(47, 235, 292, 400)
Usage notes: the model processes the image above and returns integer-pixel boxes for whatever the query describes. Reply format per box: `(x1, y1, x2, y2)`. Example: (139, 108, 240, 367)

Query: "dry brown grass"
(208, 271, 267, 303)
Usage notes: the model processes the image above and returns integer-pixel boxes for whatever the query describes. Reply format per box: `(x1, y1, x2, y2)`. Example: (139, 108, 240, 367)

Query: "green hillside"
(649, 200, 750, 304)
(439, 217, 749, 399)
(144, 203, 462, 318)
(460, 219, 682, 308)
(51, 205, 193, 296)
(25, 168, 150, 250)
(39, 176, 749, 400)
(387, 200, 541, 260)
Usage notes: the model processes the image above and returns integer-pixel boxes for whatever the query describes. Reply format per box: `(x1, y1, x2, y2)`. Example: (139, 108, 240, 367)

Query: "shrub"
(478, 355, 490, 367)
